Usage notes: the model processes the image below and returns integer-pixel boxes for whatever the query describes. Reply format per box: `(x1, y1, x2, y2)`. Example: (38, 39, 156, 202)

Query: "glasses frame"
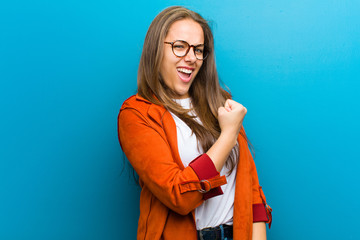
(164, 40, 209, 60)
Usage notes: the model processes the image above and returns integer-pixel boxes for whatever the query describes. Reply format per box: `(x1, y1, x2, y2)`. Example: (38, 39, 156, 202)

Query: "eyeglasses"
(164, 40, 209, 60)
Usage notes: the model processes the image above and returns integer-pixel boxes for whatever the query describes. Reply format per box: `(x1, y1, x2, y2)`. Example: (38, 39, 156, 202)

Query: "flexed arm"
(207, 99, 247, 171)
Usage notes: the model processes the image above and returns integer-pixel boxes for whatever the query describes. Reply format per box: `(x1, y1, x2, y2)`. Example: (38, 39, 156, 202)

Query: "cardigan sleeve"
(118, 107, 227, 215)
(248, 140, 273, 227)
(238, 128, 272, 227)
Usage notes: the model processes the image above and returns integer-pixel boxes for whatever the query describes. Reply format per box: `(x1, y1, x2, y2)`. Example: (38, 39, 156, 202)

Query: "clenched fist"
(218, 99, 247, 140)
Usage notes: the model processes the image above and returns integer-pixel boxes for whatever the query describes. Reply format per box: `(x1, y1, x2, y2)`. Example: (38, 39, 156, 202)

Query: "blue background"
(1, 0, 359, 239)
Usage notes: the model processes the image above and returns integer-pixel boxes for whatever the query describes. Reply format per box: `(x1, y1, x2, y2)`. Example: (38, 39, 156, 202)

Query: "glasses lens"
(194, 45, 206, 60)
(172, 41, 189, 57)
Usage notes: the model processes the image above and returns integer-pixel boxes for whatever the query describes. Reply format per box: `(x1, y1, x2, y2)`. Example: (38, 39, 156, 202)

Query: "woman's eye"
(174, 45, 185, 49)
(195, 48, 204, 54)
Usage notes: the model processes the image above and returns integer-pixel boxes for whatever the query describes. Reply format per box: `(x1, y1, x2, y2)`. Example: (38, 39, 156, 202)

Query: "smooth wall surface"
(1, 0, 359, 239)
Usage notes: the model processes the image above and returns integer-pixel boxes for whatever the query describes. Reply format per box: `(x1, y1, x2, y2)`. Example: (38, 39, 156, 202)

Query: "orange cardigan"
(118, 95, 272, 240)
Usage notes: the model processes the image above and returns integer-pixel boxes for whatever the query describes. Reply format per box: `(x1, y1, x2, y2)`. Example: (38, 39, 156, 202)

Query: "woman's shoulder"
(119, 94, 167, 121)
(120, 94, 151, 111)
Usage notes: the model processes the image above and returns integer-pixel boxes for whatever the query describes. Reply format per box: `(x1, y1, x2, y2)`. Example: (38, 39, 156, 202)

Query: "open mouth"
(177, 67, 193, 82)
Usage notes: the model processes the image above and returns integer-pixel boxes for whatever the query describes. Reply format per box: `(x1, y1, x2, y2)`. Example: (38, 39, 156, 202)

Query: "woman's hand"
(218, 99, 247, 143)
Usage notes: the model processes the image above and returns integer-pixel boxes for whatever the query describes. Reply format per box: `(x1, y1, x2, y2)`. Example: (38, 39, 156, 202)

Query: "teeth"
(177, 68, 193, 74)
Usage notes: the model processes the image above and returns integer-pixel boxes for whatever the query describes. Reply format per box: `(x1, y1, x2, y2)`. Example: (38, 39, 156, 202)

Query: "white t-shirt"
(170, 98, 237, 230)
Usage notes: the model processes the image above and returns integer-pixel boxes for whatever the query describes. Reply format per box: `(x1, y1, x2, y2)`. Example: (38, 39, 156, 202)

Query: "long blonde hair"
(138, 6, 241, 172)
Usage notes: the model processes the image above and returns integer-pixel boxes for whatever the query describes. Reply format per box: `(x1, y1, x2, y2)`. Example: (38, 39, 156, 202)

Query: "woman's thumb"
(218, 106, 227, 115)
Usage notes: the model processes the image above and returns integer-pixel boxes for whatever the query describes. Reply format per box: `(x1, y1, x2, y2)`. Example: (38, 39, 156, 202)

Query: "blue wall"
(1, 0, 359, 239)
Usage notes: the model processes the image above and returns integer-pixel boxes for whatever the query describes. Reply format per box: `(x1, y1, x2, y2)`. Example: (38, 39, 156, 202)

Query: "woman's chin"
(174, 89, 190, 99)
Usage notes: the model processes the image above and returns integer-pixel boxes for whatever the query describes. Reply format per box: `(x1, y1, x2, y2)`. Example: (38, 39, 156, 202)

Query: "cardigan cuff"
(189, 153, 219, 179)
(253, 203, 269, 222)
(189, 154, 225, 200)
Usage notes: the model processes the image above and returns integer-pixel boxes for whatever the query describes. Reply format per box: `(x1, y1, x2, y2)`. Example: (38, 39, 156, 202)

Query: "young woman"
(118, 6, 272, 240)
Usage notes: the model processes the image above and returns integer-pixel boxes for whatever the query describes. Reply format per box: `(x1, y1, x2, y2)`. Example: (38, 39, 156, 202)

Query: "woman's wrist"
(206, 131, 238, 171)
(218, 130, 238, 147)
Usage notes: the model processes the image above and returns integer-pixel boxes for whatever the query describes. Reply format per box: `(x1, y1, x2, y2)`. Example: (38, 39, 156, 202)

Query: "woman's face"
(160, 19, 204, 99)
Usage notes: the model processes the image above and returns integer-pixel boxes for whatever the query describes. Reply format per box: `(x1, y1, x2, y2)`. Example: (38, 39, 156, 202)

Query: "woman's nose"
(184, 47, 197, 62)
